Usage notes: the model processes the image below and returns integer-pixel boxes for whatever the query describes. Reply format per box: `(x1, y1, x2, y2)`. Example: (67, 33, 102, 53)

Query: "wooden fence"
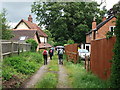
(90, 37, 116, 80)
(65, 43, 79, 64)
(1, 40, 31, 57)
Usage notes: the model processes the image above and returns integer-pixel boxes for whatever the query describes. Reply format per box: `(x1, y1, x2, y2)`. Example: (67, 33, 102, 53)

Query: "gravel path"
(57, 64, 71, 88)
(23, 59, 50, 88)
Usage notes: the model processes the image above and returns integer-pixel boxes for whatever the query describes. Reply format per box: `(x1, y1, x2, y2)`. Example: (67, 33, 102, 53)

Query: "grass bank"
(35, 55, 59, 88)
(2, 51, 43, 88)
(64, 61, 110, 88)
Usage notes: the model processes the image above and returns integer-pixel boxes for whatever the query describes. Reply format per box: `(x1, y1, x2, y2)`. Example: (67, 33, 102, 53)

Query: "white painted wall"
(16, 22, 29, 29)
(40, 37, 47, 43)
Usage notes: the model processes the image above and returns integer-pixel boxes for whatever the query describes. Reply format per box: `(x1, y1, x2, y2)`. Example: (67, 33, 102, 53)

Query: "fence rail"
(90, 37, 116, 80)
(65, 43, 79, 64)
(1, 40, 31, 57)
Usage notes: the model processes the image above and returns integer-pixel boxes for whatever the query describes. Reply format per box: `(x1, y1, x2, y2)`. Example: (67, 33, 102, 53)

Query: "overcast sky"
(0, 0, 119, 28)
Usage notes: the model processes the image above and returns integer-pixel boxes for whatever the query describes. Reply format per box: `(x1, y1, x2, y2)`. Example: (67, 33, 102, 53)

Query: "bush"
(26, 39, 38, 52)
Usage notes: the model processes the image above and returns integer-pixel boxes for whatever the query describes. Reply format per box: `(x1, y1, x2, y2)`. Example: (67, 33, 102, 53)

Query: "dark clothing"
(49, 49, 53, 60)
(58, 49, 64, 65)
(43, 55, 47, 65)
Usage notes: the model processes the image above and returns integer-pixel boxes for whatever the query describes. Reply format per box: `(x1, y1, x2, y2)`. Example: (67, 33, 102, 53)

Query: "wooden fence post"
(0, 40, 3, 61)
(11, 41, 13, 56)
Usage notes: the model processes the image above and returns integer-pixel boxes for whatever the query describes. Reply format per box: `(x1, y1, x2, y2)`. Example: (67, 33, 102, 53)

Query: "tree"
(107, 1, 120, 16)
(0, 9, 13, 40)
(26, 39, 38, 52)
(31, 2, 106, 44)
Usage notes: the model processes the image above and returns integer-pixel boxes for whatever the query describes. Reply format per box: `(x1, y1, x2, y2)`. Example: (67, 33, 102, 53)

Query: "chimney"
(102, 16, 106, 21)
(28, 15, 32, 22)
(92, 17, 96, 40)
(92, 17, 96, 30)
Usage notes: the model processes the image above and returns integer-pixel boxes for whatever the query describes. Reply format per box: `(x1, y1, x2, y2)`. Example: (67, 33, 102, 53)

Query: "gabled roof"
(14, 19, 48, 37)
(86, 16, 116, 35)
(11, 30, 40, 43)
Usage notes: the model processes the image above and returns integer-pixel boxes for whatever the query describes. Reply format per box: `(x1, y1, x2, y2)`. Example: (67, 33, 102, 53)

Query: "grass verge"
(64, 61, 110, 88)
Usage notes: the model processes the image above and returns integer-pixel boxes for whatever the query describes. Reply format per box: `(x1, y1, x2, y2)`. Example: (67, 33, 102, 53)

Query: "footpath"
(23, 55, 70, 88)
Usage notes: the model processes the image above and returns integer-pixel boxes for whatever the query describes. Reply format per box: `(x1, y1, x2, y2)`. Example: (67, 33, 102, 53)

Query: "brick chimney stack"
(28, 15, 32, 22)
(92, 17, 96, 40)
(92, 17, 96, 30)
(102, 16, 106, 21)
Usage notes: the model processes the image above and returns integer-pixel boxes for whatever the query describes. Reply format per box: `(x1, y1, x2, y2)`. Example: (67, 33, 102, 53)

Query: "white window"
(109, 26, 115, 35)
(19, 36, 26, 40)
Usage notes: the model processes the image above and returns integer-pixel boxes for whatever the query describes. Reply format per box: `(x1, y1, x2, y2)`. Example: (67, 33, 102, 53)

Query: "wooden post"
(85, 56, 86, 69)
(0, 40, 3, 61)
(18, 43, 20, 55)
(11, 41, 13, 56)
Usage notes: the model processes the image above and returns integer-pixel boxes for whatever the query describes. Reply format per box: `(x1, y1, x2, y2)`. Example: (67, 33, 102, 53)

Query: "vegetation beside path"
(64, 61, 110, 88)
(2, 51, 43, 88)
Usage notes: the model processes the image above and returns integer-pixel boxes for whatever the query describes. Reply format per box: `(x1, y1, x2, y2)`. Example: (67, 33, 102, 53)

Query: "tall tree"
(31, 2, 106, 44)
(0, 9, 13, 40)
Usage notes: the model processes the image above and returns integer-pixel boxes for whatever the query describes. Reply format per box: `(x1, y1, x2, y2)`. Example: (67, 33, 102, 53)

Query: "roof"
(11, 30, 40, 43)
(39, 42, 52, 48)
(86, 16, 116, 35)
(14, 19, 48, 37)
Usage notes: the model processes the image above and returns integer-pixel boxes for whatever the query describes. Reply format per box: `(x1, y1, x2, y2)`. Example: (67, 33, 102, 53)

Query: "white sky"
(0, 0, 119, 28)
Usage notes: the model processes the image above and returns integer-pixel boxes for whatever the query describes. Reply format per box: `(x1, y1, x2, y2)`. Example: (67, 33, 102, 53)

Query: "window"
(109, 26, 115, 35)
(19, 36, 26, 40)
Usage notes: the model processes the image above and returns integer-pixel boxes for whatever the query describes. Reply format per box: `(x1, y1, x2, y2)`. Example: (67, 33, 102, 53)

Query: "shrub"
(26, 39, 38, 52)
(110, 14, 120, 88)
(2, 52, 43, 81)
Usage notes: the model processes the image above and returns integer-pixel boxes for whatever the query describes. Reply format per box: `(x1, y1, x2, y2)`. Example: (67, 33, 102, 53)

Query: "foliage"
(26, 39, 38, 52)
(105, 31, 113, 39)
(64, 61, 110, 88)
(44, 30, 55, 46)
(107, 1, 120, 16)
(67, 39, 74, 44)
(110, 14, 120, 88)
(0, 8, 13, 39)
(2, 52, 43, 81)
(31, 2, 106, 44)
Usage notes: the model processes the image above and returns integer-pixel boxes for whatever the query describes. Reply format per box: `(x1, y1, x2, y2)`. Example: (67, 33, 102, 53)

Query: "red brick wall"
(96, 17, 116, 39)
(86, 34, 91, 43)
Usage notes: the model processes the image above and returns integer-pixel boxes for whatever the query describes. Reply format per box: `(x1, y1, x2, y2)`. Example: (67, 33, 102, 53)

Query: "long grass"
(64, 61, 110, 88)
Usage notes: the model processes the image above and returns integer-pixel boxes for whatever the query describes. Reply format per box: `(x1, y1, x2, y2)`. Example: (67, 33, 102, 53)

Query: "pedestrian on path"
(58, 48, 64, 65)
(42, 49, 48, 65)
(49, 49, 53, 60)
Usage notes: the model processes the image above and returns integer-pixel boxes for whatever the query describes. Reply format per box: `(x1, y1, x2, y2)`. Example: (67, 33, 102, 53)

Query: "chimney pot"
(102, 17, 106, 21)
(28, 15, 33, 22)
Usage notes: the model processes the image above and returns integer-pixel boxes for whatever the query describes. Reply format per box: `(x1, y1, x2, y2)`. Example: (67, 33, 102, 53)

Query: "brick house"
(12, 15, 52, 50)
(86, 15, 116, 43)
